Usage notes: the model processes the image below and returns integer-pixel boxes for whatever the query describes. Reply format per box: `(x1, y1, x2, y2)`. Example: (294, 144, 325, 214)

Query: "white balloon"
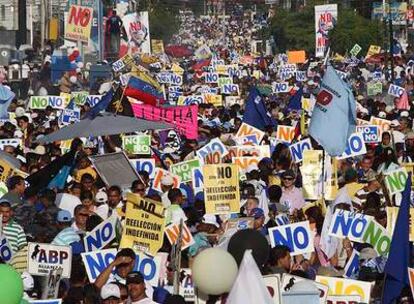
(191, 248, 238, 295)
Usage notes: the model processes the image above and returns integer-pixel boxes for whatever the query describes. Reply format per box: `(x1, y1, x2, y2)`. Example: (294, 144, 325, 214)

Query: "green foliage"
(149, 8, 179, 42)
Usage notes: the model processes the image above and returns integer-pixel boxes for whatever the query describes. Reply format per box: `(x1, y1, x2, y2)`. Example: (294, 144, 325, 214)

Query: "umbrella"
(165, 45, 193, 58)
(36, 112, 172, 144)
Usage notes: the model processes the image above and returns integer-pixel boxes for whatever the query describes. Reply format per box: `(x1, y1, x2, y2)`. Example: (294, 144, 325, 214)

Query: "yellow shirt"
(74, 167, 97, 183)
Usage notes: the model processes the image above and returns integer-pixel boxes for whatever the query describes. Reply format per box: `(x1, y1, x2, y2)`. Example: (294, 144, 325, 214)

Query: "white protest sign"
(0, 138, 20, 150)
(236, 122, 265, 142)
(289, 138, 312, 163)
(280, 274, 329, 304)
(276, 125, 295, 143)
(343, 250, 359, 278)
(196, 138, 229, 163)
(296, 71, 306, 82)
(29, 300, 62, 304)
(81, 248, 162, 286)
(274, 82, 290, 93)
(0, 234, 13, 263)
(205, 73, 219, 84)
(192, 167, 204, 194)
(85, 95, 102, 107)
(328, 210, 374, 242)
(27, 242, 72, 278)
(385, 168, 408, 195)
(337, 133, 366, 160)
(165, 222, 195, 250)
(388, 83, 405, 97)
(178, 95, 205, 105)
(275, 214, 290, 226)
(326, 295, 361, 304)
(130, 158, 156, 179)
(315, 276, 372, 303)
(356, 125, 380, 143)
(29, 96, 68, 110)
(361, 219, 391, 256)
(268, 221, 314, 255)
(83, 215, 118, 252)
(179, 268, 195, 302)
(221, 84, 239, 95)
(234, 134, 259, 146)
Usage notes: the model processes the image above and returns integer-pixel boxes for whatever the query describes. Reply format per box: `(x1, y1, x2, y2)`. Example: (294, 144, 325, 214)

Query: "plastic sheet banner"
(120, 193, 165, 256)
(122, 12, 151, 54)
(315, 4, 338, 57)
(65, 5, 94, 43)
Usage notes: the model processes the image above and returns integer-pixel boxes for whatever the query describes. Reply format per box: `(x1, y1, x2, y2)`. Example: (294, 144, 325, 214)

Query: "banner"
(0, 159, 14, 182)
(132, 104, 198, 139)
(83, 215, 118, 252)
(122, 12, 151, 54)
(367, 82, 382, 96)
(165, 222, 195, 250)
(315, 276, 372, 303)
(81, 248, 162, 286)
(27, 243, 72, 278)
(120, 193, 165, 256)
(315, 4, 338, 57)
(29, 96, 69, 110)
(202, 164, 240, 214)
(170, 159, 200, 183)
(65, 5, 93, 43)
(122, 135, 151, 155)
(268, 221, 314, 255)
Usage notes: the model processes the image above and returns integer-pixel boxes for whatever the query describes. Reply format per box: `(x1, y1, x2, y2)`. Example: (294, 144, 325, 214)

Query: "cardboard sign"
(191, 168, 204, 194)
(152, 168, 181, 192)
(385, 168, 408, 195)
(349, 44, 362, 57)
(268, 221, 314, 255)
(112, 54, 134, 72)
(0, 234, 13, 263)
(85, 95, 102, 107)
(196, 138, 228, 163)
(287, 50, 306, 64)
(280, 274, 328, 304)
(296, 71, 306, 82)
(326, 295, 361, 304)
(65, 5, 93, 42)
(205, 73, 219, 84)
(361, 219, 391, 256)
(367, 82, 382, 96)
(203, 164, 240, 215)
(122, 135, 151, 155)
(289, 138, 312, 163)
(0, 159, 14, 182)
(232, 157, 261, 175)
(170, 159, 200, 183)
(27, 243, 72, 278)
(227, 145, 270, 160)
(328, 210, 374, 242)
(388, 83, 405, 97)
(315, 276, 372, 303)
(165, 222, 195, 250)
(29, 96, 68, 110)
(337, 133, 366, 160)
(225, 217, 254, 231)
(356, 125, 380, 143)
(370, 116, 391, 132)
(236, 123, 265, 142)
(81, 248, 162, 286)
(274, 82, 290, 93)
(83, 215, 118, 252)
(203, 94, 223, 107)
(130, 158, 156, 179)
(343, 250, 360, 278)
(275, 214, 290, 226)
(178, 95, 204, 106)
(366, 45, 381, 58)
(0, 138, 20, 150)
(386, 207, 414, 241)
(235, 134, 259, 146)
(179, 268, 195, 302)
(221, 84, 239, 95)
(276, 125, 295, 143)
(60, 109, 80, 125)
(157, 72, 183, 86)
(120, 194, 165, 256)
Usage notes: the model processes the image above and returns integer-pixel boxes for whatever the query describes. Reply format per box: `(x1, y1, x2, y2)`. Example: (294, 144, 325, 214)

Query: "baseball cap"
(400, 110, 410, 118)
(15, 107, 25, 118)
(390, 119, 400, 127)
(378, 111, 386, 118)
(161, 175, 174, 186)
(100, 283, 121, 300)
(95, 191, 108, 203)
(203, 214, 219, 227)
(57, 210, 72, 223)
(126, 271, 145, 285)
(281, 169, 295, 179)
(31, 145, 46, 155)
(249, 207, 264, 219)
(246, 164, 259, 174)
(21, 272, 34, 291)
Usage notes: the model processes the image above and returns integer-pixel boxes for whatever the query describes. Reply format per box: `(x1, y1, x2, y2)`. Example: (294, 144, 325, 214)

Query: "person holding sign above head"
(279, 170, 305, 214)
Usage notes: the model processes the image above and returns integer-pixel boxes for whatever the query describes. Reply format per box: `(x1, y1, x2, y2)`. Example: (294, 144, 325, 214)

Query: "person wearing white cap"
(160, 174, 174, 208)
(95, 190, 110, 220)
(101, 283, 121, 304)
(378, 111, 387, 119)
(21, 272, 37, 300)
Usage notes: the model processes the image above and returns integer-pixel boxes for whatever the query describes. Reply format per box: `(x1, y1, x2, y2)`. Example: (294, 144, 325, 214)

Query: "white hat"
(246, 164, 259, 173)
(203, 214, 219, 228)
(391, 119, 401, 127)
(15, 107, 25, 118)
(21, 272, 34, 291)
(100, 283, 121, 300)
(161, 175, 174, 186)
(32, 145, 46, 155)
(401, 110, 410, 118)
(385, 105, 394, 113)
(13, 130, 23, 138)
(378, 111, 387, 118)
(95, 191, 108, 203)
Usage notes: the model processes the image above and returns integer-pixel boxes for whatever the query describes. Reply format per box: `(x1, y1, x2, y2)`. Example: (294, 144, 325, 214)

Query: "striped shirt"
(52, 227, 80, 246)
(10, 245, 28, 273)
(3, 220, 27, 253)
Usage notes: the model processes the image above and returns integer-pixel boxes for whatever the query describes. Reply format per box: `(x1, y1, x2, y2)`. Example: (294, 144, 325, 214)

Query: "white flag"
(226, 250, 273, 304)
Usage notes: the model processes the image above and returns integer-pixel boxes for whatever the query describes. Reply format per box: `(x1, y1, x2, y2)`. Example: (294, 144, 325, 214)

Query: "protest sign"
(275, 214, 290, 226)
(385, 168, 408, 195)
(65, 5, 93, 42)
(203, 164, 240, 214)
(276, 125, 295, 143)
(409, 268, 414, 302)
(205, 73, 219, 84)
(170, 159, 200, 183)
(366, 45, 381, 58)
(203, 94, 223, 107)
(337, 133, 366, 160)
(356, 125, 380, 143)
(361, 219, 391, 256)
(81, 248, 162, 286)
(120, 194, 165, 256)
(328, 209, 374, 242)
(29, 300, 62, 304)
(367, 82, 382, 96)
(386, 207, 414, 241)
(234, 134, 259, 146)
(326, 295, 361, 304)
(236, 122, 265, 142)
(233, 157, 261, 176)
(221, 84, 239, 95)
(274, 82, 290, 93)
(287, 50, 306, 64)
(280, 274, 328, 304)
(227, 145, 270, 160)
(196, 138, 228, 163)
(0, 234, 13, 263)
(370, 116, 391, 132)
(122, 12, 150, 54)
(71, 91, 88, 105)
(179, 268, 195, 302)
(85, 95, 102, 107)
(29, 96, 68, 110)
(268, 221, 314, 255)
(122, 135, 151, 155)
(402, 163, 414, 188)
(289, 138, 312, 163)
(315, 276, 372, 303)
(343, 250, 360, 279)
(0, 138, 20, 150)
(388, 83, 405, 97)
(151, 39, 164, 54)
(315, 4, 337, 57)
(130, 158, 155, 179)
(279, 64, 297, 80)
(112, 54, 134, 72)
(27, 243, 72, 278)
(60, 109, 80, 125)
(192, 167, 204, 193)
(152, 168, 181, 192)
(165, 222, 195, 250)
(349, 44, 362, 57)
(225, 217, 254, 231)
(42, 268, 63, 299)
(131, 104, 198, 139)
(177, 95, 204, 106)
(83, 215, 118, 252)
(0, 159, 14, 182)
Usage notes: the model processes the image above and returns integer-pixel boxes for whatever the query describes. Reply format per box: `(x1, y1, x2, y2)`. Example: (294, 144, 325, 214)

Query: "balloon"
(227, 229, 269, 267)
(191, 248, 238, 295)
(0, 264, 23, 304)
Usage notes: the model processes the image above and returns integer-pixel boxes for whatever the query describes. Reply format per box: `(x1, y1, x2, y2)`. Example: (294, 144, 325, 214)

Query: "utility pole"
(388, 0, 394, 82)
(16, 0, 27, 48)
(40, 0, 45, 51)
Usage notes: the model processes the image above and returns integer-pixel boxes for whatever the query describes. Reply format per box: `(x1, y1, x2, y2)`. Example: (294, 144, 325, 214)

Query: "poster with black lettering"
(120, 193, 166, 256)
(202, 164, 240, 215)
(27, 243, 72, 278)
